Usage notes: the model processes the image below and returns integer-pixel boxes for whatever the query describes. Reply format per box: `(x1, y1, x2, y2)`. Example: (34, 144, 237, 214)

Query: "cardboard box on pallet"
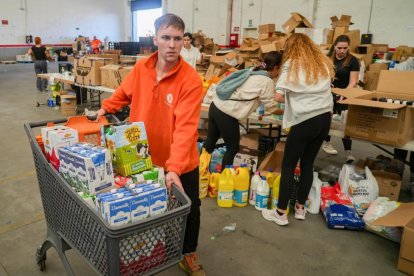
(372, 203, 414, 275)
(333, 70, 414, 146)
(100, 64, 133, 89)
(74, 57, 109, 86)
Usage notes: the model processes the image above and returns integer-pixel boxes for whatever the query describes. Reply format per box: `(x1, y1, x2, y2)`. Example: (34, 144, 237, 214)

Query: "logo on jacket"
(165, 93, 173, 107)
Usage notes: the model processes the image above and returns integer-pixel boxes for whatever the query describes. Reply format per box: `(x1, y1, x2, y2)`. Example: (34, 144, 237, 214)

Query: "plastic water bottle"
(255, 176, 269, 211)
(249, 171, 261, 205)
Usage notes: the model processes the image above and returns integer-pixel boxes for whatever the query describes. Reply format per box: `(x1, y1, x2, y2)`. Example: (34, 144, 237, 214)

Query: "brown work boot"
(179, 252, 205, 276)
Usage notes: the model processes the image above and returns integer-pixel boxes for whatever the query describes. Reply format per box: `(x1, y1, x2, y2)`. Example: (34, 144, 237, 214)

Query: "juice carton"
(101, 122, 153, 176)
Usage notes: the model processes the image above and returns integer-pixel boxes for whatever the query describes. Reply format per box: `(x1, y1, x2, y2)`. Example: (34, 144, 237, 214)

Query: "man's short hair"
(154, 13, 185, 34)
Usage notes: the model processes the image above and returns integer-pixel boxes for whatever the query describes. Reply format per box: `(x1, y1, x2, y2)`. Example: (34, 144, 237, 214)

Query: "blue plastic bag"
(324, 203, 365, 230)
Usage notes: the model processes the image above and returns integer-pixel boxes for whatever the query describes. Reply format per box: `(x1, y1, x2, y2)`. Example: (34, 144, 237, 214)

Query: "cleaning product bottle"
(272, 174, 289, 214)
(199, 148, 211, 199)
(266, 170, 276, 209)
(307, 171, 323, 214)
(255, 176, 269, 211)
(208, 170, 220, 198)
(249, 171, 261, 205)
(217, 165, 234, 208)
(233, 164, 250, 207)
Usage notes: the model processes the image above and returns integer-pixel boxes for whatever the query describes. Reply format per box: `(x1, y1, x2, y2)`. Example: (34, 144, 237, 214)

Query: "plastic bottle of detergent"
(199, 148, 211, 199)
(255, 176, 269, 211)
(233, 164, 250, 207)
(271, 174, 289, 214)
(266, 170, 276, 209)
(208, 170, 220, 198)
(249, 171, 261, 205)
(217, 166, 234, 208)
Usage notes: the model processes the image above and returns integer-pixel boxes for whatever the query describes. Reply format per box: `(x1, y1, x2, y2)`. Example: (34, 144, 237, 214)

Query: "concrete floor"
(0, 63, 410, 276)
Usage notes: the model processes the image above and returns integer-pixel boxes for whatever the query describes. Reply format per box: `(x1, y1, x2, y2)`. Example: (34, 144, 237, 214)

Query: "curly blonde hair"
(282, 33, 334, 84)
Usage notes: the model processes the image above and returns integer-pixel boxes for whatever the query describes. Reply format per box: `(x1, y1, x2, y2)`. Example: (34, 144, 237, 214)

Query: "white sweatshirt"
(275, 61, 333, 129)
(213, 74, 278, 120)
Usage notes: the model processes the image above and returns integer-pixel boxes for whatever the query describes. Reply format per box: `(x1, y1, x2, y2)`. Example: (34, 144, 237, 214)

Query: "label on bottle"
(234, 190, 248, 204)
(218, 191, 233, 201)
(255, 194, 268, 209)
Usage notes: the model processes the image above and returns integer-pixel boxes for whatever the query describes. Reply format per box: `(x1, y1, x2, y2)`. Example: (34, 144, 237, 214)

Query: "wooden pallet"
(0, 61, 17, 64)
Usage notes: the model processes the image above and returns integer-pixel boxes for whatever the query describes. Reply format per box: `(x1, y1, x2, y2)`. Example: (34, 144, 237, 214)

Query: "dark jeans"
(394, 149, 414, 172)
(277, 112, 331, 210)
(34, 60, 48, 91)
(325, 99, 352, 151)
(180, 167, 201, 254)
(203, 102, 240, 168)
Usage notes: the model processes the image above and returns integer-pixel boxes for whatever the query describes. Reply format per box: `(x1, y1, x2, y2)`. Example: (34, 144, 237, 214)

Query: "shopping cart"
(24, 117, 191, 276)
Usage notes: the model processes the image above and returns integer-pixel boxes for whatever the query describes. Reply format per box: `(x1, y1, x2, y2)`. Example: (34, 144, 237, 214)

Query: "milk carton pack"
(58, 143, 114, 195)
(130, 192, 150, 222)
(102, 193, 133, 226)
(101, 122, 153, 176)
(41, 126, 78, 170)
(149, 187, 168, 216)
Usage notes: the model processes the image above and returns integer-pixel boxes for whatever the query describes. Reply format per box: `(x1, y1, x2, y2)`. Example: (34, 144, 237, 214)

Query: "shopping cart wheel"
(36, 247, 46, 271)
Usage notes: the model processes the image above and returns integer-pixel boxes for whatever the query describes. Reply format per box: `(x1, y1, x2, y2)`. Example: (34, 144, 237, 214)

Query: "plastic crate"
(25, 118, 191, 275)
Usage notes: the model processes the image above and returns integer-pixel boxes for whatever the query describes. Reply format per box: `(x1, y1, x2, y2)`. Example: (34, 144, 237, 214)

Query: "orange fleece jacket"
(102, 52, 203, 175)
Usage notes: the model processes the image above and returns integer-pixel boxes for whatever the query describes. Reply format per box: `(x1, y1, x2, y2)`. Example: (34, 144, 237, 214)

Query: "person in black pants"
(262, 33, 334, 226)
(394, 149, 414, 201)
(203, 52, 282, 168)
(27, 36, 50, 92)
(321, 35, 360, 163)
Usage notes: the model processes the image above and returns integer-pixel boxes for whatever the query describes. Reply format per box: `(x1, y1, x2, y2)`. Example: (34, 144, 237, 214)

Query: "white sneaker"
(345, 150, 355, 163)
(322, 142, 338, 155)
(294, 205, 306, 220)
(262, 209, 289, 226)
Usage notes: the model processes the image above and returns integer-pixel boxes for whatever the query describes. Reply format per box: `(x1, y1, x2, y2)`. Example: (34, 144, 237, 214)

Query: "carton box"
(233, 146, 259, 172)
(86, 54, 119, 64)
(344, 30, 361, 52)
(334, 70, 414, 146)
(363, 71, 380, 91)
(100, 64, 133, 89)
(372, 44, 389, 53)
(60, 95, 77, 116)
(101, 122, 153, 176)
(356, 44, 374, 67)
(258, 24, 275, 34)
(331, 15, 353, 28)
(258, 141, 285, 175)
(74, 57, 109, 86)
(259, 43, 278, 59)
(393, 46, 414, 62)
(371, 203, 414, 275)
(282, 12, 313, 33)
(368, 63, 389, 71)
(372, 171, 402, 201)
(204, 64, 222, 81)
(333, 27, 348, 43)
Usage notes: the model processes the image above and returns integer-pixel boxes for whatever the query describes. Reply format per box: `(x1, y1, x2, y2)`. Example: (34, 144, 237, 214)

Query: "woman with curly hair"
(262, 33, 334, 226)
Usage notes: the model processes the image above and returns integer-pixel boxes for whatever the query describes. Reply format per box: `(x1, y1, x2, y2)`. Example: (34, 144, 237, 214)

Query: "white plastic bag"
(307, 171, 323, 214)
(338, 164, 379, 215)
(202, 83, 217, 104)
(362, 197, 402, 243)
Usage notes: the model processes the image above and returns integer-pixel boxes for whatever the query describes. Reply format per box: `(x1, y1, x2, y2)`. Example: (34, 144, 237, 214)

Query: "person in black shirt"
(27, 36, 50, 92)
(321, 35, 359, 163)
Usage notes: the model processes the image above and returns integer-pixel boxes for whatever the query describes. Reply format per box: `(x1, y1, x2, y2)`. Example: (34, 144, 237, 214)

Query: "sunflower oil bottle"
(233, 164, 250, 207)
(266, 171, 276, 209)
(217, 166, 234, 208)
(249, 171, 261, 205)
(208, 170, 220, 198)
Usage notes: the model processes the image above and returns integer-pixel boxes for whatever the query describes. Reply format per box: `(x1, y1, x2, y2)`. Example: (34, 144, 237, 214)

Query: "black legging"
(277, 112, 331, 210)
(203, 102, 240, 168)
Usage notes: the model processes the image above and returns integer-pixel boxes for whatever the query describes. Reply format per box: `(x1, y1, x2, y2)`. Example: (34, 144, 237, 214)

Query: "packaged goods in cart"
(114, 174, 133, 188)
(58, 143, 114, 195)
(101, 122, 153, 176)
(41, 126, 78, 170)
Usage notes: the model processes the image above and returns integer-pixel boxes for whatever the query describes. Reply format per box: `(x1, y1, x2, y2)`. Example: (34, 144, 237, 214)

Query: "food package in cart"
(101, 122, 153, 176)
(41, 126, 78, 170)
(58, 143, 114, 195)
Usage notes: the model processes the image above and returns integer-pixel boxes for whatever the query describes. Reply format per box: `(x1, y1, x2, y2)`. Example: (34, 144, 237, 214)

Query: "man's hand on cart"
(95, 108, 106, 121)
(166, 171, 184, 192)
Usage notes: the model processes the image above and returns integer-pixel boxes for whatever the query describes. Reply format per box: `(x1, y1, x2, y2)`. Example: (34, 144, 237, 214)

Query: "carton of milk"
(130, 192, 150, 222)
(42, 126, 78, 170)
(101, 122, 152, 176)
(102, 194, 132, 226)
(149, 187, 168, 217)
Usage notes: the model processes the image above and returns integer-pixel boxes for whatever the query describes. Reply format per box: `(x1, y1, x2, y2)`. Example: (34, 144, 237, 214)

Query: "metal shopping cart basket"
(24, 117, 191, 276)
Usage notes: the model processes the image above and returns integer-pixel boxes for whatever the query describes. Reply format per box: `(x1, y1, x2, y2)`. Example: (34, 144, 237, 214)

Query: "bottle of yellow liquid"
(217, 165, 234, 208)
(266, 170, 276, 209)
(208, 171, 220, 198)
(199, 148, 211, 199)
(233, 164, 250, 207)
(272, 174, 289, 214)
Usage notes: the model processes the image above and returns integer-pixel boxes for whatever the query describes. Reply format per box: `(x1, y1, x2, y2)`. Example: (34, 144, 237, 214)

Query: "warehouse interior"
(1, 0, 414, 275)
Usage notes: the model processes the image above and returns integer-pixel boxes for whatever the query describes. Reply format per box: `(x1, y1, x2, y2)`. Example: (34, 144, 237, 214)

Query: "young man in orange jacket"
(96, 14, 205, 276)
